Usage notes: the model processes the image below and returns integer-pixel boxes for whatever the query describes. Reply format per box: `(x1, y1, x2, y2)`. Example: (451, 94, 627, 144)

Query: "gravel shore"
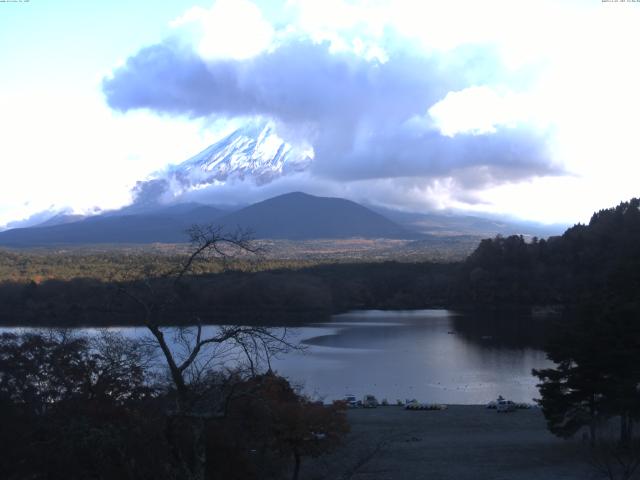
(302, 405, 595, 480)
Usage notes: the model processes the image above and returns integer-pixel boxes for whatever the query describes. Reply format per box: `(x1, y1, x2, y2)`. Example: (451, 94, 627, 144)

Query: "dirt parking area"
(302, 405, 596, 480)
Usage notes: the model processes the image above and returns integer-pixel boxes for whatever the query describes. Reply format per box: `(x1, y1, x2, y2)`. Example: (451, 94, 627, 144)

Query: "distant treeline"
(0, 261, 455, 327)
(0, 238, 474, 283)
(1, 198, 639, 327)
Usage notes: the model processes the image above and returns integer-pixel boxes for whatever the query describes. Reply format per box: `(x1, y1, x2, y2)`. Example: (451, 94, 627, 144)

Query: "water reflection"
(270, 309, 553, 404)
(1, 309, 553, 404)
(451, 310, 554, 350)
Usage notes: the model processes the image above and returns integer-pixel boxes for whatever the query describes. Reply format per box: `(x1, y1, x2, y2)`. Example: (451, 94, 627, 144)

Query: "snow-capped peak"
(168, 119, 313, 190)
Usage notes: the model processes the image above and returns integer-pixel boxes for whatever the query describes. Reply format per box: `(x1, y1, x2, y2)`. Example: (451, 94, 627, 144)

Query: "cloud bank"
(102, 1, 557, 212)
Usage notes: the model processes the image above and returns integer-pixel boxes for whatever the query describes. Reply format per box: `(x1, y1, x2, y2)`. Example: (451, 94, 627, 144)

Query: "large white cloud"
(171, 0, 275, 60)
(103, 19, 556, 207)
(100, 0, 640, 223)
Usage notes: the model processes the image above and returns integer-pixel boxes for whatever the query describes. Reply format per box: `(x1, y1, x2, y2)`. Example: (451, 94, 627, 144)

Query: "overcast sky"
(1, 0, 639, 227)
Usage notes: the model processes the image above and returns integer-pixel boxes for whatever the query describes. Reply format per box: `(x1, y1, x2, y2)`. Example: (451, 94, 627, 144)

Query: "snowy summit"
(167, 120, 313, 190)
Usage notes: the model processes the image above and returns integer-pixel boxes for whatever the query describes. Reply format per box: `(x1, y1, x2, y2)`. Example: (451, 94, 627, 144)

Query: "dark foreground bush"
(0, 332, 348, 480)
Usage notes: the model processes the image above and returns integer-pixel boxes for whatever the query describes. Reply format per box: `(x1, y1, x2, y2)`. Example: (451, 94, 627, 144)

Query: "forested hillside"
(1, 198, 638, 327)
(0, 261, 454, 327)
(454, 198, 640, 308)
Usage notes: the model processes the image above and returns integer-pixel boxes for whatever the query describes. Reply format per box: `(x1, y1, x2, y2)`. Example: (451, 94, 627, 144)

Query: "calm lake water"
(2, 309, 553, 404)
(273, 309, 552, 404)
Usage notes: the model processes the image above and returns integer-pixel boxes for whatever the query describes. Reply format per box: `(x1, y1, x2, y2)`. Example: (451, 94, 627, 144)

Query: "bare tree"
(117, 225, 299, 480)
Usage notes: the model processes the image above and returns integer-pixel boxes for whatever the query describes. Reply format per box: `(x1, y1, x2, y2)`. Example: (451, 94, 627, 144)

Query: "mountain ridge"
(215, 192, 415, 240)
(0, 192, 565, 247)
(0, 193, 413, 246)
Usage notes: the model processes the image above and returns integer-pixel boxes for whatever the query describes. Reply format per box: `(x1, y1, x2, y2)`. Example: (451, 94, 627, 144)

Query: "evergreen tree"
(533, 314, 610, 444)
(534, 301, 640, 446)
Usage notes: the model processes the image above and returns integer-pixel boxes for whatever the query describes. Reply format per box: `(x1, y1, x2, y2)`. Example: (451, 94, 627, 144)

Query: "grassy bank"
(303, 406, 591, 480)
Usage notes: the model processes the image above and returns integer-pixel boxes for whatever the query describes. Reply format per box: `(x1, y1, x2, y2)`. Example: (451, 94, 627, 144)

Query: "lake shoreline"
(0, 304, 562, 329)
(3, 309, 552, 405)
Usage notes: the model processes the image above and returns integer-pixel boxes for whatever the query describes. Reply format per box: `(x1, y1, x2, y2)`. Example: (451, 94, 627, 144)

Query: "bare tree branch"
(113, 222, 302, 480)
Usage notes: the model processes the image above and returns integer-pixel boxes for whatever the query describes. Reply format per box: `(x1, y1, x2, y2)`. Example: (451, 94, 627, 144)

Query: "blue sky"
(2, 0, 640, 227)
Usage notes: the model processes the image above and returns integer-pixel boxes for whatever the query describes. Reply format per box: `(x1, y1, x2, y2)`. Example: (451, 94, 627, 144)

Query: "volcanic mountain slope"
(371, 206, 565, 238)
(0, 193, 415, 246)
(0, 204, 224, 246)
(215, 192, 415, 240)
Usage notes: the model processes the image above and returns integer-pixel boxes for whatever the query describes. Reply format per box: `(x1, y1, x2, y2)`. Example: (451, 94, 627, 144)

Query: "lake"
(2, 309, 553, 404)
(272, 309, 552, 404)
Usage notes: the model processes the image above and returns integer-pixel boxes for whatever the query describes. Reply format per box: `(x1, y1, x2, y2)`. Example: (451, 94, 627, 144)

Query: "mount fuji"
(140, 120, 313, 204)
(0, 119, 566, 244)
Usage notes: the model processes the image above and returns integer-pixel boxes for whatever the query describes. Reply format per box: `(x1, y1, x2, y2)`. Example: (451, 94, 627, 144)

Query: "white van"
(343, 394, 359, 408)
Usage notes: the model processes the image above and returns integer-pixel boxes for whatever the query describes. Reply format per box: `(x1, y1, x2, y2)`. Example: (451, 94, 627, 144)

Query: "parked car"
(362, 394, 379, 408)
(343, 394, 359, 408)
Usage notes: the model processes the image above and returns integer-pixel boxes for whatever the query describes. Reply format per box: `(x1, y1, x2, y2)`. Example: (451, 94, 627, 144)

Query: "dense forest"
(1, 198, 639, 327)
(0, 260, 454, 327)
(454, 197, 640, 310)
